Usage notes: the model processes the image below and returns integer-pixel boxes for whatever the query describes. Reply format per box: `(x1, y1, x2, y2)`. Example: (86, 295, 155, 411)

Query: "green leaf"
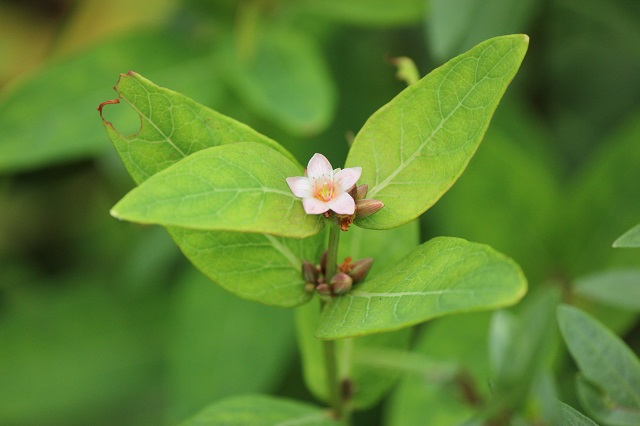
(165, 268, 295, 423)
(295, 0, 426, 27)
(345, 34, 528, 230)
(316, 237, 526, 339)
(614, 223, 640, 248)
(428, 0, 539, 59)
(557, 401, 599, 426)
(170, 227, 324, 307)
(101, 72, 321, 307)
(574, 268, 640, 311)
(557, 305, 640, 425)
(0, 29, 220, 173)
(110, 142, 323, 238)
(101, 72, 299, 184)
(180, 394, 341, 426)
(221, 28, 336, 135)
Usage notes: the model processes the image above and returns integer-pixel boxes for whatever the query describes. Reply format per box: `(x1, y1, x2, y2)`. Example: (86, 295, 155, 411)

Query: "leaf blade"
(316, 237, 527, 339)
(614, 223, 640, 248)
(346, 34, 528, 229)
(111, 142, 324, 238)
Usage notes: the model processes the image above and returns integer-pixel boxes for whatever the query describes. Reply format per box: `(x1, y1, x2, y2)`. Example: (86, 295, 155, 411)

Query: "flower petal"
(303, 197, 330, 214)
(286, 176, 312, 198)
(307, 153, 333, 180)
(334, 166, 362, 192)
(327, 193, 356, 215)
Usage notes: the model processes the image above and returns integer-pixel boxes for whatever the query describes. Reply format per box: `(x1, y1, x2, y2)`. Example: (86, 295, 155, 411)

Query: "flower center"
(314, 177, 335, 202)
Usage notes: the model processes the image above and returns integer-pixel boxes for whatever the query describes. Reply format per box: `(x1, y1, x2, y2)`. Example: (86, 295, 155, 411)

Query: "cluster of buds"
(335, 184, 384, 231)
(302, 252, 374, 298)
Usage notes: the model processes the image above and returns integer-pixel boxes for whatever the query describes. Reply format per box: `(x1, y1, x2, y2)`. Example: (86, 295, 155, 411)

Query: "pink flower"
(287, 154, 362, 215)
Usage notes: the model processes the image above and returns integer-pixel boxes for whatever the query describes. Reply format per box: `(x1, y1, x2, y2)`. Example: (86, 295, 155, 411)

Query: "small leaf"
(180, 394, 341, 426)
(316, 237, 526, 339)
(222, 28, 336, 135)
(111, 142, 324, 238)
(428, 0, 539, 59)
(574, 268, 640, 310)
(557, 401, 599, 426)
(557, 305, 640, 425)
(296, 0, 426, 27)
(614, 223, 640, 248)
(346, 34, 529, 230)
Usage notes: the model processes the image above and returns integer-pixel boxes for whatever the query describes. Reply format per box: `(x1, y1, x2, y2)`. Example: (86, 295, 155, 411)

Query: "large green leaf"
(557, 401, 599, 426)
(165, 268, 295, 423)
(316, 237, 526, 339)
(180, 394, 341, 425)
(557, 305, 640, 425)
(110, 142, 323, 238)
(0, 29, 220, 173)
(345, 34, 528, 229)
(101, 73, 323, 307)
(221, 27, 336, 136)
(574, 268, 640, 311)
(101, 72, 299, 184)
(614, 223, 640, 248)
(428, 0, 539, 59)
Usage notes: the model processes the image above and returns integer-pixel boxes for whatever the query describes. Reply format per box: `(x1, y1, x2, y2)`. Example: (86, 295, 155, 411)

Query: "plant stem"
(322, 222, 345, 419)
(234, 0, 262, 61)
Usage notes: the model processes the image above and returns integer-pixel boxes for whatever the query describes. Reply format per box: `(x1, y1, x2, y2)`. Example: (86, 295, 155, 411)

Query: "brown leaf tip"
(97, 98, 120, 121)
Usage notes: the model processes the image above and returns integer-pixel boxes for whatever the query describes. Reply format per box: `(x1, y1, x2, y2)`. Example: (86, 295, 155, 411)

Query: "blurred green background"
(1, 0, 639, 424)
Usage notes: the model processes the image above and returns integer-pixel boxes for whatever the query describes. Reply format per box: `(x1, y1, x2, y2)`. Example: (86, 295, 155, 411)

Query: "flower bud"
(330, 272, 353, 295)
(356, 184, 368, 200)
(348, 258, 373, 283)
(316, 283, 332, 296)
(355, 199, 384, 219)
(302, 260, 319, 284)
(304, 283, 316, 293)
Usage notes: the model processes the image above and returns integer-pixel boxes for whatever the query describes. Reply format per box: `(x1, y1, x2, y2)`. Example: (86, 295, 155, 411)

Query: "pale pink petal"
(286, 176, 312, 198)
(303, 197, 330, 214)
(306, 153, 333, 180)
(333, 166, 362, 191)
(327, 193, 356, 215)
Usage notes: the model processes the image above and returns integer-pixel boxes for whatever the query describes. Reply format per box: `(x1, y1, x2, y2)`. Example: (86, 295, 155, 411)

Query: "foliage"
(1, 0, 639, 425)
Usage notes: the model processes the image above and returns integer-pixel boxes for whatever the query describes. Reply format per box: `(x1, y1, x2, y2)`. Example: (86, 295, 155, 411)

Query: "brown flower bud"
(330, 272, 353, 295)
(355, 199, 384, 219)
(302, 260, 319, 284)
(304, 283, 316, 293)
(356, 184, 368, 200)
(316, 283, 332, 296)
(349, 258, 373, 283)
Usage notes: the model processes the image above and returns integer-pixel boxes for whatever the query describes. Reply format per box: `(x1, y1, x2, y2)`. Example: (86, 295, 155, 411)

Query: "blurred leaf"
(295, 0, 426, 27)
(102, 72, 324, 307)
(111, 143, 323, 238)
(486, 288, 561, 417)
(0, 280, 165, 425)
(564, 115, 640, 276)
(222, 27, 336, 135)
(557, 305, 640, 425)
(316, 237, 526, 339)
(614, 223, 640, 248)
(385, 313, 493, 426)
(297, 222, 418, 408)
(557, 401, 598, 426)
(296, 298, 410, 409)
(574, 269, 640, 311)
(166, 268, 295, 423)
(345, 34, 528, 230)
(0, 29, 220, 173)
(180, 394, 342, 425)
(428, 0, 539, 59)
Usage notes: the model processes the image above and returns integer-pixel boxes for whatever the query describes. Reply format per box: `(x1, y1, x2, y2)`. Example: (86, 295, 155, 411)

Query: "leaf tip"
(97, 98, 120, 123)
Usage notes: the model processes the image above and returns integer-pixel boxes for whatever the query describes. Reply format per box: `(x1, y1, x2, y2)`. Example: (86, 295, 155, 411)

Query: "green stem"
(322, 222, 346, 419)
